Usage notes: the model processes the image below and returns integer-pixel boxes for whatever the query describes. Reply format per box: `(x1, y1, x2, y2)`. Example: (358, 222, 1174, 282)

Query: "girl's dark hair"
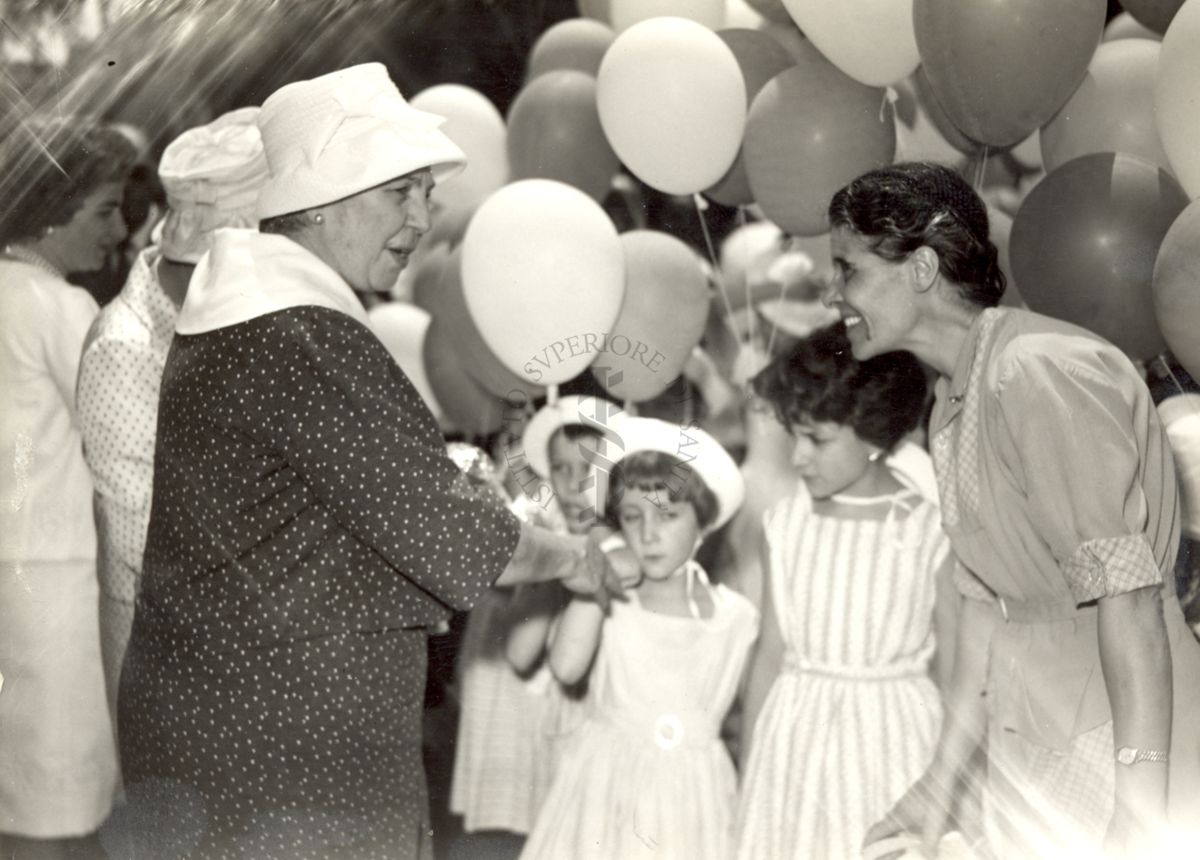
(752, 321, 928, 451)
(828, 161, 1005, 309)
(0, 117, 138, 244)
(605, 450, 719, 532)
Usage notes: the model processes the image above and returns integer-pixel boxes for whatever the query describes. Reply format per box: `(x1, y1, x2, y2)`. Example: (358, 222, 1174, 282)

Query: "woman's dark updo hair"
(752, 321, 928, 451)
(605, 450, 720, 532)
(0, 116, 137, 244)
(828, 161, 1005, 309)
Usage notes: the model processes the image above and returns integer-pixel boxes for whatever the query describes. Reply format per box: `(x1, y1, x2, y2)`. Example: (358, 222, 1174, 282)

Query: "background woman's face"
(50, 181, 127, 275)
(318, 169, 434, 293)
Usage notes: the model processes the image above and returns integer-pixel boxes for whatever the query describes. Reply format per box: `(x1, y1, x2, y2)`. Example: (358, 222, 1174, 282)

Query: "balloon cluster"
(379, 0, 1200, 435)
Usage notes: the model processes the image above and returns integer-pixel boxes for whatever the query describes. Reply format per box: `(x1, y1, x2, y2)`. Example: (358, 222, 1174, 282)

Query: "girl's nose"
(109, 209, 129, 244)
(791, 438, 814, 467)
(640, 517, 657, 545)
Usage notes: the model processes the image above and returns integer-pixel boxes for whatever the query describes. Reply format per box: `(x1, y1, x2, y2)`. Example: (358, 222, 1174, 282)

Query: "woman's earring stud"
(313, 213, 324, 225)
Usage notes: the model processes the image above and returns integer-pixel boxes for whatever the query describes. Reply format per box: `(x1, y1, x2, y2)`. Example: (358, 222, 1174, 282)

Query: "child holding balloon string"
(519, 415, 760, 860)
(733, 321, 959, 860)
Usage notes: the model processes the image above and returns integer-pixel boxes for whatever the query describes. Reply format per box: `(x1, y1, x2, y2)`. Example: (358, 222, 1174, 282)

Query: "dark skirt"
(114, 623, 432, 860)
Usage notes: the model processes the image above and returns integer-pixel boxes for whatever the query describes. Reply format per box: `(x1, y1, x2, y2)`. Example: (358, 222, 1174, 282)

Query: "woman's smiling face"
(316, 169, 434, 293)
(825, 225, 919, 361)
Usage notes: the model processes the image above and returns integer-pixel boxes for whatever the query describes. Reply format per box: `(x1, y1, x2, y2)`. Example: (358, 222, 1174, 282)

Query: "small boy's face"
(616, 493, 700, 582)
(548, 430, 604, 535)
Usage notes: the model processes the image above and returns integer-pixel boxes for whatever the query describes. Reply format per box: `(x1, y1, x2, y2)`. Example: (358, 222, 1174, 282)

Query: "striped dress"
(735, 487, 950, 860)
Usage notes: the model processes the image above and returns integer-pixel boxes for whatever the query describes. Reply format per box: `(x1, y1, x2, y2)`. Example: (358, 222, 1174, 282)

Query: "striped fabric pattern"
(735, 490, 949, 860)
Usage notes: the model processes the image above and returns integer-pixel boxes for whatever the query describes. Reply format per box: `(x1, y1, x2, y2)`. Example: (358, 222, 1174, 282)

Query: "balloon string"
(693, 193, 742, 343)
(1157, 354, 1195, 404)
(736, 206, 757, 345)
(547, 384, 559, 405)
(973, 145, 990, 191)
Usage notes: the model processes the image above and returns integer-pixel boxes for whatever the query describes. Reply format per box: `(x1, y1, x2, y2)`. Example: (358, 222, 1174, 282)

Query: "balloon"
(1104, 11, 1163, 41)
(724, 0, 766, 28)
(1010, 152, 1188, 359)
(1156, 0, 1200, 198)
(366, 302, 447, 427)
(704, 28, 794, 206)
(912, 0, 1106, 147)
(781, 0, 919, 86)
(461, 179, 625, 385)
(1122, 0, 1187, 34)
(420, 248, 544, 401)
(761, 20, 807, 62)
(409, 84, 508, 213)
(526, 19, 614, 80)
(1153, 198, 1200, 380)
(422, 319, 507, 437)
(608, 0, 725, 32)
(591, 231, 711, 402)
(577, 0, 611, 22)
(1041, 39, 1170, 176)
(597, 17, 746, 195)
(743, 0, 792, 25)
(507, 70, 621, 202)
(894, 68, 981, 162)
(744, 49, 896, 236)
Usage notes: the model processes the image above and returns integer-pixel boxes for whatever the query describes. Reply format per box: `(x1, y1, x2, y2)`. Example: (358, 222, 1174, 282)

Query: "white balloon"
(1155, 0, 1200, 198)
(461, 180, 625, 384)
(410, 84, 508, 213)
(782, 0, 919, 86)
(366, 303, 447, 426)
(609, 0, 725, 32)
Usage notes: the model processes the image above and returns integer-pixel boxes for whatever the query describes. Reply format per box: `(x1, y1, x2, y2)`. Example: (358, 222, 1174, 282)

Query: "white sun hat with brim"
(255, 62, 467, 220)
(607, 415, 744, 531)
(522, 395, 623, 479)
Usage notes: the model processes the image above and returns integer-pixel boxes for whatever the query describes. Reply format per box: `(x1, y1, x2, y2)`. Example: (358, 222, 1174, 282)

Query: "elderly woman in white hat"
(115, 64, 614, 860)
(79, 106, 269, 733)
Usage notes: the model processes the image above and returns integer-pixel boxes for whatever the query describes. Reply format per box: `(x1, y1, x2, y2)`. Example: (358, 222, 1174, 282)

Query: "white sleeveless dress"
(735, 488, 950, 859)
(521, 575, 759, 860)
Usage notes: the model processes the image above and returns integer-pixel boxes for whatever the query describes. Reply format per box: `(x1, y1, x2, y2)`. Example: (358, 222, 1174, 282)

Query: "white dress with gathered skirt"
(521, 576, 759, 860)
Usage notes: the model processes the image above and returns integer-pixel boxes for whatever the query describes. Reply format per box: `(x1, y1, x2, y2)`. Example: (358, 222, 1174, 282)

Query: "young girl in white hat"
(520, 416, 759, 860)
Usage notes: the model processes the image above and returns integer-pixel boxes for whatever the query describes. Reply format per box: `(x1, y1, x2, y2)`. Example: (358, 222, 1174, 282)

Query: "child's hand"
(588, 526, 642, 590)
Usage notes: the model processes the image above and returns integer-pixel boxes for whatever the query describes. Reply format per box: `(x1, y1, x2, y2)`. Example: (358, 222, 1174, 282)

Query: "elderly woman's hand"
(560, 536, 628, 605)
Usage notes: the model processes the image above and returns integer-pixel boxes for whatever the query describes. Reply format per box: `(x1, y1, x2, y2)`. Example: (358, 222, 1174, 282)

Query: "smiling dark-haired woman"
(835, 162, 1200, 858)
(0, 116, 136, 860)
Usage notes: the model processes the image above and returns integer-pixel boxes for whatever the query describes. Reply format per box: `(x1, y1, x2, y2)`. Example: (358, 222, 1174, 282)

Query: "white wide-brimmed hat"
(255, 62, 467, 219)
(607, 415, 744, 531)
(522, 395, 623, 479)
(158, 106, 269, 264)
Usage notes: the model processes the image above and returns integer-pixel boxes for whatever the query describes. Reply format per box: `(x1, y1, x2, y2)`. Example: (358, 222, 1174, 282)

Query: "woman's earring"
(868, 450, 883, 462)
(43, 225, 55, 237)
(312, 213, 324, 225)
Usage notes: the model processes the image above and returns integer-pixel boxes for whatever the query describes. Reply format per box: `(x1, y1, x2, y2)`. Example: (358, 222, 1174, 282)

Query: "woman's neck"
(903, 288, 985, 377)
(829, 459, 904, 500)
(8, 235, 70, 276)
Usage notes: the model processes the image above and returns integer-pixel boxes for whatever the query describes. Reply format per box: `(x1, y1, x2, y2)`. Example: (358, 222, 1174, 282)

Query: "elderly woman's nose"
(408, 193, 432, 233)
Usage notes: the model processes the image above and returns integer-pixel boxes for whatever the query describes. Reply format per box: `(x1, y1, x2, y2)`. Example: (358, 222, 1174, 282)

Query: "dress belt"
(593, 706, 721, 751)
(781, 653, 928, 682)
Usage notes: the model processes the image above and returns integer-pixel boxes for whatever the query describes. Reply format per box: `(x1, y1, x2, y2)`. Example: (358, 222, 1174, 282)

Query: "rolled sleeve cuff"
(1063, 534, 1163, 604)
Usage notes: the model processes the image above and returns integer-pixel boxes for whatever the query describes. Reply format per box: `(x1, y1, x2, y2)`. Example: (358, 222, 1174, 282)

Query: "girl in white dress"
(521, 417, 760, 860)
(735, 322, 957, 860)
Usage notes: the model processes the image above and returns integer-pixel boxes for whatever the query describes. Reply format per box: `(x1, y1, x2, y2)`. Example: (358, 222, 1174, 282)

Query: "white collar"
(176, 228, 369, 335)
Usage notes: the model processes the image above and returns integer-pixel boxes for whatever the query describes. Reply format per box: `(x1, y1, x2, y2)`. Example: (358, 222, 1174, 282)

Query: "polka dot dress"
(77, 249, 178, 723)
(117, 307, 519, 859)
